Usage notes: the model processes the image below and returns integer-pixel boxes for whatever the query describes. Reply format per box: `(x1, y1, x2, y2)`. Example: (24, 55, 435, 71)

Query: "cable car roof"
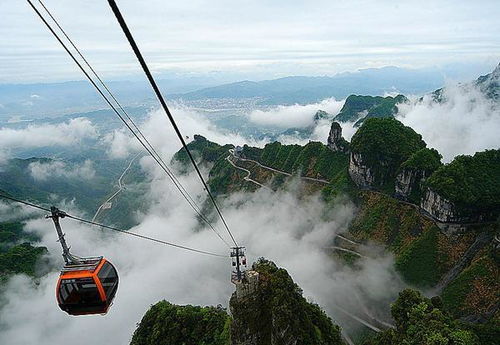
(61, 257, 103, 273)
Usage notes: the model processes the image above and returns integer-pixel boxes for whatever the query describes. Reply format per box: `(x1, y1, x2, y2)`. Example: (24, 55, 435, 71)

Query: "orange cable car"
(56, 257, 118, 316)
(49, 206, 119, 316)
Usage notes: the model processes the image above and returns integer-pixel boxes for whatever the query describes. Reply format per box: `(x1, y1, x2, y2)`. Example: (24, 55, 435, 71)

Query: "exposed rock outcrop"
(395, 168, 428, 200)
(348, 152, 375, 188)
(421, 188, 463, 223)
(327, 122, 349, 153)
(395, 148, 442, 202)
(421, 188, 498, 223)
(230, 259, 342, 345)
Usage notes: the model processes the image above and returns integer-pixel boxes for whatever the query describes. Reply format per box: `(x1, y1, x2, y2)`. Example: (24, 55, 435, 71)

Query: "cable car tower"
(230, 246, 247, 284)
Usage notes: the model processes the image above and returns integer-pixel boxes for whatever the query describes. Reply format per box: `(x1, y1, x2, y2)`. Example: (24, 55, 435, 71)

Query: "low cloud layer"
(397, 84, 500, 162)
(0, 155, 403, 345)
(0, 118, 97, 160)
(28, 160, 96, 181)
(249, 98, 344, 128)
(105, 105, 268, 159)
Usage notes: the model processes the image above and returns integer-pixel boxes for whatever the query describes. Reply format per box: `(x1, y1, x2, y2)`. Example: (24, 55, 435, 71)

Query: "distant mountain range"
(170, 66, 447, 105)
(0, 66, 453, 119)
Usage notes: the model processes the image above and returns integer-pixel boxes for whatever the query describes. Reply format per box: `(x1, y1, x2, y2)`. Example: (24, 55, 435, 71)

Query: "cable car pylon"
(230, 246, 247, 283)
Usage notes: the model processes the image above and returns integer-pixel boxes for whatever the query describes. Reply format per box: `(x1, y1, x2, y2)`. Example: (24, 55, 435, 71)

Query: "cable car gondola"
(57, 257, 118, 316)
(49, 207, 119, 316)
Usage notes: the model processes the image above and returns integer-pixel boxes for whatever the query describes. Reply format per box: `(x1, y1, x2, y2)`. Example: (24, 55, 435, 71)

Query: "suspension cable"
(107, 0, 238, 247)
(35, 0, 206, 228)
(27, 0, 231, 248)
(0, 192, 227, 258)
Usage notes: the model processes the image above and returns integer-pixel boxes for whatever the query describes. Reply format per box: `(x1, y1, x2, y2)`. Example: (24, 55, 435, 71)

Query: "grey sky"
(1, 0, 499, 83)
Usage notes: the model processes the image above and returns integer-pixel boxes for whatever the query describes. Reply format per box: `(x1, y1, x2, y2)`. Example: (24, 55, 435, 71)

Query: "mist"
(0, 118, 97, 163)
(249, 98, 344, 128)
(105, 105, 269, 160)
(28, 160, 96, 181)
(0, 118, 403, 344)
(396, 83, 500, 162)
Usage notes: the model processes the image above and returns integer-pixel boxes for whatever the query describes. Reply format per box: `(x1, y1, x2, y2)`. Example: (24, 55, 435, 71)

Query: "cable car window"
(98, 262, 118, 299)
(58, 278, 101, 305)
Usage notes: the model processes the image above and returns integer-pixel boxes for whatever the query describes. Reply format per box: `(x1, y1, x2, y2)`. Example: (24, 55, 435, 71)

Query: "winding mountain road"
(92, 153, 140, 222)
(228, 149, 330, 184)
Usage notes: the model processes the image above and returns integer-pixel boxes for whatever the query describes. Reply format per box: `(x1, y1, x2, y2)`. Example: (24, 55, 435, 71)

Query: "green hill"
(334, 94, 407, 124)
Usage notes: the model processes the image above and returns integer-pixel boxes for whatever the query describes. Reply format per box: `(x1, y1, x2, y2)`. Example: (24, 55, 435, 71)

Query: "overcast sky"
(1, 0, 499, 83)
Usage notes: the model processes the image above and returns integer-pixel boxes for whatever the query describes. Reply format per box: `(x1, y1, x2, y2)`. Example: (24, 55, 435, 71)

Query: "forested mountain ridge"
(172, 116, 499, 332)
(130, 259, 343, 345)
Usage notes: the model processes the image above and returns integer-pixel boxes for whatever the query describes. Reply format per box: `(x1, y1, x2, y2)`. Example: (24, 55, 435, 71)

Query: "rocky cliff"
(348, 152, 375, 188)
(129, 259, 342, 345)
(420, 188, 463, 223)
(424, 149, 500, 223)
(348, 118, 426, 190)
(230, 259, 343, 345)
(327, 122, 349, 153)
(394, 148, 442, 202)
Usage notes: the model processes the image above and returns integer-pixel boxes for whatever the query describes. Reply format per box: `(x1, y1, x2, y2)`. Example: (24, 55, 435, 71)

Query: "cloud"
(0, 201, 42, 223)
(104, 105, 268, 159)
(2, 0, 499, 83)
(248, 98, 344, 128)
(0, 118, 97, 158)
(396, 83, 500, 162)
(28, 160, 96, 181)
(0, 163, 404, 344)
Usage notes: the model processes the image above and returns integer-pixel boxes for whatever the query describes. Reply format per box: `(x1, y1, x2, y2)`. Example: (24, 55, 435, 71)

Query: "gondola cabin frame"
(56, 257, 118, 316)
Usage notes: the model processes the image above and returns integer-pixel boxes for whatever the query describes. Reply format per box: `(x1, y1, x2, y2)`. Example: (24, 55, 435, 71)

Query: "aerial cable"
(35, 0, 196, 216)
(0, 193, 227, 258)
(33, 0, 230, 249)
(27, 0, 231, 248)
(107, 0, 239, 247)
(0, 192, 51, 212)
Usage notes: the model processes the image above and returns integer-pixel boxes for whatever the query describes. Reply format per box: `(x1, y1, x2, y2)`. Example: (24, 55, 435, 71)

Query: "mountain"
(475, 62, 499, 100)
(334, 63, 499, 125)
(364, 289, 490, 345)
(130, 301, 230, 345)
(171, 67, 445, 105)
(130, 259, 342, 345)
(172, 117, 499, 325)
(333, 95, 408, 125)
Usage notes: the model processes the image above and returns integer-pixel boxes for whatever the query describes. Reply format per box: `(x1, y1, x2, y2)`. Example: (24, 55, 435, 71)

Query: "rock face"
(230, 259, 342, 345)
(421, 188, 461, 222)
(348, 152, 375, 188)
(327, 122, 349, 153)
(395, 168, 429, 200)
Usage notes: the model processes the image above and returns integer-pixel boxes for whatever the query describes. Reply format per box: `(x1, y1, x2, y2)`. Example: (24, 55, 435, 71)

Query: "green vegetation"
(130, 301, 230, 345)
(208, 157, 251, 195)
(348, 192, 481, 290)
(0, 220, 48, 283)
(230, 258, 342, 345)
(242, 141, 349, 181)
(173, 134, 233, 169)
(364, 289, 479, 345)
(395, 226, 442, 287)
(0, 155, 146, 219)
(401, 148, 443, 172)
(398, 148, 443, 202)
(441, 252, 499, 318)
(0, 243, 48, 278)
(334, 94, 407, 123)
(351, 118, 426, 186)
(425, 149, 500, 216)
